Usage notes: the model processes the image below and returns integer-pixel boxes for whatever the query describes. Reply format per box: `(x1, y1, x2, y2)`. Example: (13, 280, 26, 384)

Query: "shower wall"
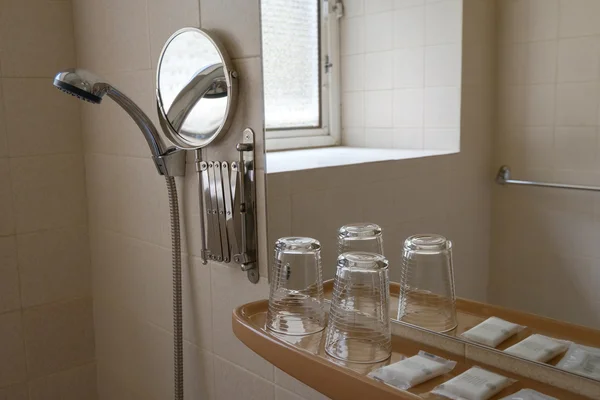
(73, 0, 304, 399)
(490, 0, 600, 328)
(0, 0, 96, 398)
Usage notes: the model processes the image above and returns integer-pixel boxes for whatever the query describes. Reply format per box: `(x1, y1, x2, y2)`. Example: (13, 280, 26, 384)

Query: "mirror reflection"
(262, 0, 600, 383)
(157, 28, 236, 149)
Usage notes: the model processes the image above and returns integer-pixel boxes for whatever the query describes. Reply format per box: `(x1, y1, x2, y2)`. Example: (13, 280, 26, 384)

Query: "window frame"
(265, 0, 341, 152)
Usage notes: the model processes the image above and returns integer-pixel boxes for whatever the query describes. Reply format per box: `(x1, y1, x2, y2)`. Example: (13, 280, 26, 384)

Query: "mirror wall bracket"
(196, 129, 259, 283)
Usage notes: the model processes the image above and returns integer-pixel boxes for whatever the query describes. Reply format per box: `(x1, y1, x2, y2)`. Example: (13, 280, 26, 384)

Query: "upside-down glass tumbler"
(325, 252, 391, 363)
(397, 234, 457, 333)
(266, 237, 326, 335)
(338, 223, 384, 255)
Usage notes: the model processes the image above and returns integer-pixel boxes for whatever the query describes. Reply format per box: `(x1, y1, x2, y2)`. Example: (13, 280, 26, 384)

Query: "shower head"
(53, 68, 185, 176)
(53, 69, 108, 104)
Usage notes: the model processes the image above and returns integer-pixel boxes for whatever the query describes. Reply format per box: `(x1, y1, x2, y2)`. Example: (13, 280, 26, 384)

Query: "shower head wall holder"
(197, 128, 259, 283)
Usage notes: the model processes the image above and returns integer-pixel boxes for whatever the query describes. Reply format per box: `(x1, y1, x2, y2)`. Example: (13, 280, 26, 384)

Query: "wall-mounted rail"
(496, 165, 600, 193)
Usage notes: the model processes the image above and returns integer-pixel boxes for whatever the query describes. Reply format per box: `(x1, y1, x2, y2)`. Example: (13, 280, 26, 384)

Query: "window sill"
(266, 146, 457, 174)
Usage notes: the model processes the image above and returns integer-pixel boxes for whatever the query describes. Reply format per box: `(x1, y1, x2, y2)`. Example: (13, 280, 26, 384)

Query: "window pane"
(262, 0, 320, 130)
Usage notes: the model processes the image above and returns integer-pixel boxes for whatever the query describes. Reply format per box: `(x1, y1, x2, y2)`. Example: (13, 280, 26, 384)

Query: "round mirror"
(156, 27, 238, 149)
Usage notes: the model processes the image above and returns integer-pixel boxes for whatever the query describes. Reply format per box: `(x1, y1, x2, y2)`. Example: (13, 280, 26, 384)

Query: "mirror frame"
(156, 27, 239, 150)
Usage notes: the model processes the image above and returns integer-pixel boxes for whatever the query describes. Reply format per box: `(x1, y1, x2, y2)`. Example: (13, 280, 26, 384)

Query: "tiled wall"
(0, 0, 96, 398)
(490, 0, 600, 328)
(72, 0, 321, 399)
(340, 0, 463, 150)
(268, 0, 495, 301)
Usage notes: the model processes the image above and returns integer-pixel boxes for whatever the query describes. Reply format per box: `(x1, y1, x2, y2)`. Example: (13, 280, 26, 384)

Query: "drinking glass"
(397, 234, 457, 333)
(266, 237, 326, 335)
(338, 223, 384, 255)
(325, 252, 391, 363)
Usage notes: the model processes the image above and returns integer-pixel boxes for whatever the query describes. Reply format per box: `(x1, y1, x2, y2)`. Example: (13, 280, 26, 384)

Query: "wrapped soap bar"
(500, 388, 557, 400)
(504, 334, 570, 363)
(369, 351, 457, 390)
(431, 367, 515, 400)
(461, 317, 525, 347)
(556, 343, 600, 380)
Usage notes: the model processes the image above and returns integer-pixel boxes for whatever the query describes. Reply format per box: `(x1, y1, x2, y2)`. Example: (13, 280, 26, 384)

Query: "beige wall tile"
(147, 0, 200, 70)
(0, 0, 76, 77)
(556, 82, 599, 126)
(10, 154, 87, 233)
(0, 236, 20, 313)
(22, 298, 95, 378)
(2, 78, 82, 157)
(0, 80, 7, 158)
(200, 0, 261, 59)
(559, 0, 600, 38)
(72, 0, 151, 73)
(28, 363, 98, 400)
(0, 159, 14, 236)
(214, 356, 275, 400)
(210, 263, 273, 380)
(18, 226, 91, 307)
(557, 37, 600, 83)
(0, 384, 28, 400)
(0, 311, 27, 387)
(274, 369, 329, 400)
(183, 257, 213, 351)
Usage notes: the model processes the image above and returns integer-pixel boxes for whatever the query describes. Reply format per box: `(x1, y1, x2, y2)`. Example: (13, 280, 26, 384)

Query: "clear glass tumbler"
(266, 237, 326, 335)
(338, 223, 384, 255)
(397, 234, 457, 333)
(325, 252, 391, 363)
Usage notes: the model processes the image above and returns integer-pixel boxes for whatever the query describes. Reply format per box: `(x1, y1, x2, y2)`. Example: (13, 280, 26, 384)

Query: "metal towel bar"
(495, 165, 600, 193)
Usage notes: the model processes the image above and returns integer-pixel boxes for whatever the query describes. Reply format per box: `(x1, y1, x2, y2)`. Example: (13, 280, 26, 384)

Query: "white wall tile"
(556, 82, 599, 126)
(557, 37, 600, 83)
(341, 92, 364, 127)
(366, 0, 394, 14)
(22, 298, 95, 378)
(18, 226, 91, 308)
(393, 7, 425, 48)
(2, 78, 82, 157)
(424, 87, 461, 127)
(393, 88, 424, 127)
(365, 90, 393, 127)
(10, 154, 87, 233)
(201, 0, 261, 59)
(0, 159, 14, 236)
(559, 0, 600, 38)
(210, 264, 273, 380)
(0, 236, 19, 314)
(0, 80, 7, 158)
(424, 128, 460, 150)
(393, 128, 423, 149)
(365, 12, 393, 53)
(0, 311, 27, 388)
(341, 55, 365, 92)
(342, 127, 366, 146)
(340, 18, 365, 56)
(425, 44, 462, 87)
(343, 0, 364, 17)
(214, 356, 275, 400)
(365, 128, 394, 148)
(364, 51, 393, 90)
(523, 84, 555, 126)
(425, 0, 462, 45)
(394, 0, 425, 9)
(393, 47, 424, 88)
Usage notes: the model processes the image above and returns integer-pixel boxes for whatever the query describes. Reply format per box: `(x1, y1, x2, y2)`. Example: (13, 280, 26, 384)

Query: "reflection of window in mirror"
(262, 0, 341, 151)
(262, 0, 463, 153)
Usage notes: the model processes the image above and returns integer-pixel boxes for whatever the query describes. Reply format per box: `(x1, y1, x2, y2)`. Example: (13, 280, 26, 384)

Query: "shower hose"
(165, 176, 184, 400)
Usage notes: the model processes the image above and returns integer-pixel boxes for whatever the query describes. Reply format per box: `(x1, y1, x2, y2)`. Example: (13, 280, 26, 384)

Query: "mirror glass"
(261, 0, 600, 383)
(157, 27, 237, 149)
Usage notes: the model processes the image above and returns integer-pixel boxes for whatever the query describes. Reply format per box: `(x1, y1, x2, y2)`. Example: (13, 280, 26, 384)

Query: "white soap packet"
(431, 366, 516, 400)
(461, 317, 525, 348)
(504, 334, 570, 363)
(368, 351, 457, 390)
(556, 343, 600, 380)
(499, 388, 557, 400)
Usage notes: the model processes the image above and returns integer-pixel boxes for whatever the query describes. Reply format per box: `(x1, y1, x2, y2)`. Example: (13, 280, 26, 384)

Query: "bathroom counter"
(232, 283, 594, 400)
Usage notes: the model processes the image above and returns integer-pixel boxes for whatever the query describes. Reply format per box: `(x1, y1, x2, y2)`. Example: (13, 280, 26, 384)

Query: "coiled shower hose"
(165, 176, 184, 400)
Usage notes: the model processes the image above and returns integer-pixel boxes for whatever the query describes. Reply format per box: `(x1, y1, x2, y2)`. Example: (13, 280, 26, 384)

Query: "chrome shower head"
(53, 69, 108, 104)
(53, 68, 185, 177)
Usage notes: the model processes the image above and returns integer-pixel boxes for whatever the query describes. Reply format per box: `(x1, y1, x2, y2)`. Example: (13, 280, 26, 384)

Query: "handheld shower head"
(53, 68, 185, 176)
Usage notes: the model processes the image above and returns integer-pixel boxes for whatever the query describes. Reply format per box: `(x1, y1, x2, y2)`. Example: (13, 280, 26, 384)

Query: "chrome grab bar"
(495, 165, 600, 193)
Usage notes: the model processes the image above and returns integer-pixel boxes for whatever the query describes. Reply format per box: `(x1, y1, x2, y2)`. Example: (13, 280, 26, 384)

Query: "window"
(261, 0, 341, 151)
